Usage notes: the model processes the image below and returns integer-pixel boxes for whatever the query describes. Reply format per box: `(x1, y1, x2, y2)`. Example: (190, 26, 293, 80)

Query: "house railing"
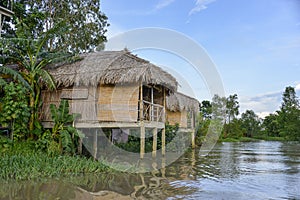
(139, 100, 165, 122)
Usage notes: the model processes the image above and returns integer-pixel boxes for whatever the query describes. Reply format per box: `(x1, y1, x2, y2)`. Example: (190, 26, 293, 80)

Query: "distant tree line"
(197, 86, 300, 141)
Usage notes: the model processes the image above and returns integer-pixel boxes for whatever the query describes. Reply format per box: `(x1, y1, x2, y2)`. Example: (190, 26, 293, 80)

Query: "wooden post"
(139, 83, 146, 159)
(93, 129, 98, 160)
(162, 87, 166, 156)
(191, 130, 195, 148)
(163, 88, 166, 123)
(139, 83, 144, 121)
(162, 128, 166, 156)
(161, 157, 166, 178)
(151, 86, 154, 121)
(152, 127, 157, 158)
(140, 123, 145, 159)
(78, 137, 83, 155)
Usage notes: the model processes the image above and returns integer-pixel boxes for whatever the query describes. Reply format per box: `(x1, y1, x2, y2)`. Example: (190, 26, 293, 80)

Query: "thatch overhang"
(48, 50, 178, 91)
(167, 92, 200, 114)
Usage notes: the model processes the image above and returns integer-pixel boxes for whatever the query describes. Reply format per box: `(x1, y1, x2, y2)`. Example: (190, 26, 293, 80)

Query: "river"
(0, 141, 299, 199)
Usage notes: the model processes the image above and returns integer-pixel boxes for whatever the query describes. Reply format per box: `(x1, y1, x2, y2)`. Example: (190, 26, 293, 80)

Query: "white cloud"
(189, 0, 216, 16)
(239, 91, 282, 119)
(295, 83, 300, 91)
(155, 0, 176, 10)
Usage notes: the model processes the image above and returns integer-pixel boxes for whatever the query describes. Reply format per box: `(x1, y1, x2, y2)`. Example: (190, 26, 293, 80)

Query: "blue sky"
(102, 0, 300, 117)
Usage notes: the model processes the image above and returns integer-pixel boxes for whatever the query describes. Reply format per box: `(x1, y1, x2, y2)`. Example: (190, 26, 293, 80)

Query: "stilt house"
(41, 50, 199, 157)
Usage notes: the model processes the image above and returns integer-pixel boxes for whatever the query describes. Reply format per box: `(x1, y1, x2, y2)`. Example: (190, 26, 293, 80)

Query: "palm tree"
(0, 21, 69, 135)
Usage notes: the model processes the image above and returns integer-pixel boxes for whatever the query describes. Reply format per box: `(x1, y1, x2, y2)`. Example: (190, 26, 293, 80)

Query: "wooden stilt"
(78, 137, 82, 155)
(161, 157, 166, 178)
(191, 130, 196, 148)
(162, 128, 166, 156)
(140, 123, 145, 159)
(139, 82, 146, 159)
(93, 129, 98, 160)
(152, 127, 157, 158)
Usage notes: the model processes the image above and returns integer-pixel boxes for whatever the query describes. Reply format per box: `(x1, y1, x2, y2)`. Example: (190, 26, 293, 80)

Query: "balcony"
(139, 100, 165, 123)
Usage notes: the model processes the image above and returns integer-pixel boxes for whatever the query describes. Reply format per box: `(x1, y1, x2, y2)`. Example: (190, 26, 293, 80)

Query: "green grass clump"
(0, 141, 111, 181)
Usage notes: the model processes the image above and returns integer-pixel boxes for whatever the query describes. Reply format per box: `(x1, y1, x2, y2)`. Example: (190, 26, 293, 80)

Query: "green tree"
(211, 94, 226, 121)
(222, 118, 243, 139)
(226, 94, 239, 124)
(262, 113, 280, 137)
(2, 0, 109, 53)
(277, 86, 300, 140)
(241, 110, 261, 138)
(200, 100, 212, 120)
(0, 22, 68, 135)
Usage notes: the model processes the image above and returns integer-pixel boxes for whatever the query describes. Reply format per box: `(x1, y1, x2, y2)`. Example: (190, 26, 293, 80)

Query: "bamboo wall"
(97, 84, 139, 122)
(41, 87, 98, 122)
(41, 90, 62, 121)
(166, 110, 188, 128)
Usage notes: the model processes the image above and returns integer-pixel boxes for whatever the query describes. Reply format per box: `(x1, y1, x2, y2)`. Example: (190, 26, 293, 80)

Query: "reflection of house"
(41, 50, 198, 157)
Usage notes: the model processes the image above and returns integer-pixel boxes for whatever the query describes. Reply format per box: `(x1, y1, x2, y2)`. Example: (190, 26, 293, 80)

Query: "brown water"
(1, 141, 300, 199)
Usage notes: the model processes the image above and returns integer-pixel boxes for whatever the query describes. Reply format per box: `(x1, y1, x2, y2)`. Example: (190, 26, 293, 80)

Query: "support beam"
(191, 130, 196, 148)
(152, 127, 157, 158)
(78, 137, 83, 155)
(139, 83, 144, 121)
(93, 129, 98, 160)
(162, 128, 166, 156)
(140, 122, 145, 159)
(151, 86, 154, 121)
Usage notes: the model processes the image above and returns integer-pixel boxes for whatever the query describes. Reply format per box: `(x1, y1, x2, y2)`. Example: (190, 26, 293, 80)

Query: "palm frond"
(0, 77, 7, 88)
(0, 66, 31, 90)
(37, 69, 56, 90)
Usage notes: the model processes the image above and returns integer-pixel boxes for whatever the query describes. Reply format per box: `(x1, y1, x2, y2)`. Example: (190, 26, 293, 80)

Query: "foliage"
(0, 141, 110, 181)
(0, 82, 30, 140)
(1, 20, 82, 138)
(211, 94, 226, 121)
(240, 110, 261, 138)
(262, 113, 280, 137)
(115, 122, 179, 153)
(226, 94, 239, 124)
(0, 136, 13, 153)
(277, 86, 300, 141)
(48, 100, 83, 155)
(200, 100, 212, 119)
(222, 119, 243, 139)
(2, 0, 109, 53)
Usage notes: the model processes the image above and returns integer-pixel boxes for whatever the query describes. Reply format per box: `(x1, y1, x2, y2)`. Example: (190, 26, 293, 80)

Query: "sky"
(101, 0, 300, 118)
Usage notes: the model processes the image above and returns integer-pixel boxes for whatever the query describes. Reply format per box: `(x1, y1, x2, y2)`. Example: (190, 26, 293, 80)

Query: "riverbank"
(218, 136, 287, 142)
(0, 141, 112, 181)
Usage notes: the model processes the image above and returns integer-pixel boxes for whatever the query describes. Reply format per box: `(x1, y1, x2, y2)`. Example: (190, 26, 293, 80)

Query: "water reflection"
(1, 141, 300, 199)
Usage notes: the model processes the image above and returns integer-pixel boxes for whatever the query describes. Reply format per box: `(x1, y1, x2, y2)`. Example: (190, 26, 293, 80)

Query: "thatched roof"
(167, 92, 199, 113)
(49, 50, 178, 91)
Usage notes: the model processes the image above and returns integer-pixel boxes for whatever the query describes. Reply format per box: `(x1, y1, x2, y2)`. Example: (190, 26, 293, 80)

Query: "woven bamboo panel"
(98, 84, 139, 122)
(41, 90, 62, 121)
(166, 110, 188, 128)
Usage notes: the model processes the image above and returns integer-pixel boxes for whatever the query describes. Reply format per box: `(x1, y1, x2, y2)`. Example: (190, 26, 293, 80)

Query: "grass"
(0, 141, 113, 181)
